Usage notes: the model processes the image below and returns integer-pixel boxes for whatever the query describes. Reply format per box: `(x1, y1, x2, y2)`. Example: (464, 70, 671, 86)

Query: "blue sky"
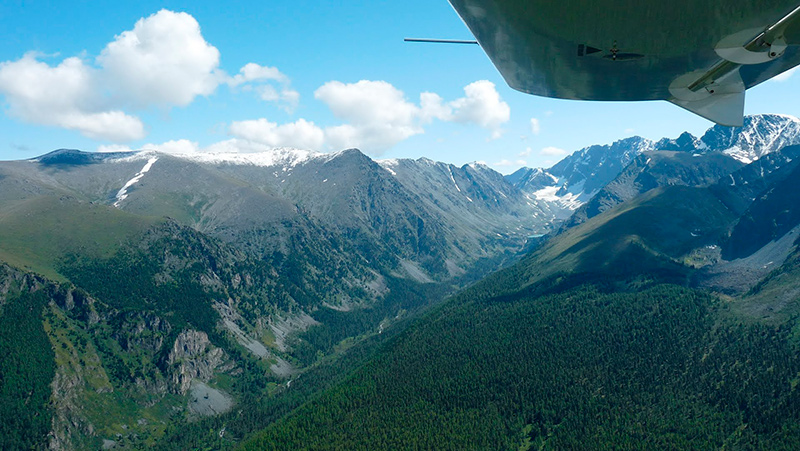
(1, 1, 799, 173)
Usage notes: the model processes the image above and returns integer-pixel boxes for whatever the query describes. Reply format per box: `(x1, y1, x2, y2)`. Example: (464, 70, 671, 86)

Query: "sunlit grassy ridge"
(461, 185, 736, 304)
(0, 196, 157, 281)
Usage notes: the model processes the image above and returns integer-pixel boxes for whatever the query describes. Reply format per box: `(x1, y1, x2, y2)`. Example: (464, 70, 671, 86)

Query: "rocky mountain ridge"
(508, 114, 800, 213)
(25, 146, 554, 279)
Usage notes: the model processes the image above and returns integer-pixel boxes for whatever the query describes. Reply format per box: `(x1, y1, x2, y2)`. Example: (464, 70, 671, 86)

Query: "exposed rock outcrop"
(168, 330, 231, 394)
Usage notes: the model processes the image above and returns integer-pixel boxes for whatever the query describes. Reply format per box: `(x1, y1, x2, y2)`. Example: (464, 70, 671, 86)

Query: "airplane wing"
(447, 0, 800, 126)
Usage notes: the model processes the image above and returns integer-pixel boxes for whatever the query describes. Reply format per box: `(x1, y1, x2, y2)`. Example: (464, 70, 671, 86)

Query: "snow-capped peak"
(702, 114, 800, 163)
(110, 147, 325, 168)
(170, 147, 323, 167)
(467, 161, 491, 170)
(377, 158, 399, 168)
(505, 114, 800, 213)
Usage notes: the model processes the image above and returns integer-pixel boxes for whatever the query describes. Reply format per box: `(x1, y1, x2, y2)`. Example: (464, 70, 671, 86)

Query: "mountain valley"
(242, 115, 800, 449)
(3, 114, 800, 449)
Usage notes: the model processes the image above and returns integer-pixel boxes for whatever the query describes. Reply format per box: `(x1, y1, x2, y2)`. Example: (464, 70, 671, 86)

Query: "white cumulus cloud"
(98, 10, 223, 108)
(228, 63, 287, 85)
(99, 136, 316, 156)
(419, 92, 452, 123)
(213, 79, 512, 155)
(313, 79, 511, 154)
(0, 53, 145, 141)
(143, 139, 201, 154)
(448, 81, 510, 138)
(97, 139, 200, 154)
(315, 80, 425, 153)
(316, 80, 420, 127)
(0, 9, 297, 142)
(58, 111, 145, 141)
(229, 118, 325, 150)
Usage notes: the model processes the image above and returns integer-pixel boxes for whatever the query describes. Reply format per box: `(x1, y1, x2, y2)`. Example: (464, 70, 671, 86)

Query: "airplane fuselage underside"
(449, 0, 800, 125)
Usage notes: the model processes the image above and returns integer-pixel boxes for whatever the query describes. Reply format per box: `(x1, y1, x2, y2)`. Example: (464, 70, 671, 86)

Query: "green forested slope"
(0, 290, 56, 450)
(241, 275, 800, 450)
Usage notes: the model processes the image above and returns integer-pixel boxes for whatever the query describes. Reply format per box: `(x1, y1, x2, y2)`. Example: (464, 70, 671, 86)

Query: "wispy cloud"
(530, 118, 540, 135)
(493, 158, 527, 167)
(228, 63, 300, 112)
(540, 146, 567, 156)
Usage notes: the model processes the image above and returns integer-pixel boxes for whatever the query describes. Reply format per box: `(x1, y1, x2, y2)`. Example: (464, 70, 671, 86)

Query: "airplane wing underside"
(448, 0, 800, 125)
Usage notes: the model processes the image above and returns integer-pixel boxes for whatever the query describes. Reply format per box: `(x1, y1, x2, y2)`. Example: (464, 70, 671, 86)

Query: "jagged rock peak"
(465, 161, 492, 171)
(506, 114, 800, 209)
(700, 114, 800, 163)
(654, 132, 706, 152)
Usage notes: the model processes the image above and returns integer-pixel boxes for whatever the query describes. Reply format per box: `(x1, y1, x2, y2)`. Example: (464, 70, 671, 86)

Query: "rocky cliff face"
(168, 330, 231, 395)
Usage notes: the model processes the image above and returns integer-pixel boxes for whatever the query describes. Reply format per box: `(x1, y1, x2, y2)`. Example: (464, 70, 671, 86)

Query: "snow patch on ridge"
(113, 157, 158, 207)
(378, 158, 398, 167)
(447, 166, 462, 192)
(377, 159, 399, 176)
(717, 114, 800, 163)
(531, 186, 583, 210)
(111, 147, 324, 168)
(174, 147, 321, 167)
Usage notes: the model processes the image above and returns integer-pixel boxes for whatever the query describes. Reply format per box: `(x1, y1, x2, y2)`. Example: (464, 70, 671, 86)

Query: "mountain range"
(3, 113, 800, 449)
(240, 114, 800, 449)
(507, 114, 800, 216)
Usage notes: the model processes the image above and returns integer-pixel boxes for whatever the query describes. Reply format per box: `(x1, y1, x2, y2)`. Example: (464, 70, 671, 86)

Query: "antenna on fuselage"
(404, 38, 479, 45)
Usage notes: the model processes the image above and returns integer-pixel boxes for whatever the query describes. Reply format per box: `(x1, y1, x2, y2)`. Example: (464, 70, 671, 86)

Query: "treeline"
(156, 276, 444, 450)
(292, 276, 446, 365)
(61, 246, 221, 339)
(240, 277, 800, 449)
